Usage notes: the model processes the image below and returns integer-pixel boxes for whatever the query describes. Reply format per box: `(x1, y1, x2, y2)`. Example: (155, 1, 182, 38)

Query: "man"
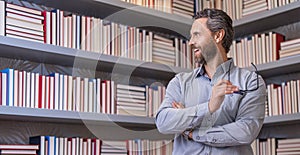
(155, 8, 266, 155)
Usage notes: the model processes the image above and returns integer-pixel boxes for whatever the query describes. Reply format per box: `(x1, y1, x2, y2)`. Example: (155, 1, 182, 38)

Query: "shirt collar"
(195, 58, 234, 79)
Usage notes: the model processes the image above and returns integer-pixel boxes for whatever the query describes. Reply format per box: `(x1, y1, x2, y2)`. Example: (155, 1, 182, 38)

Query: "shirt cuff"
(188, 102, 217, 129)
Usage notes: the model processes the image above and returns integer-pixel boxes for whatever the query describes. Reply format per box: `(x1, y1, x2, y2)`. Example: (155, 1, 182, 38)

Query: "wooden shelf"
(0, 106, 173, 140)
(234, 1, 300, 38)
(259, 113, 300, 139)
(0, 106, 154, 128)
(264, 113, 300, 126)
(254, 55, 300, 79)
(0, 36, 191, 81)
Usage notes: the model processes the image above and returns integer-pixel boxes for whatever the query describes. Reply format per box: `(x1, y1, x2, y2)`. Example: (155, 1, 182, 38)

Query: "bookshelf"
(233, 0, 300, 39)
(0, 0, 299, 150)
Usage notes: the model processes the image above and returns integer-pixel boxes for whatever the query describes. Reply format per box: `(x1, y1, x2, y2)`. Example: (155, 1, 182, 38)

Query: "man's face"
(189, 18, 218, 64)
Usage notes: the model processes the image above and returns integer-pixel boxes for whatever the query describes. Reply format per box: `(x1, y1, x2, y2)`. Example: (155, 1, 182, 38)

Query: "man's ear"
(214, 29, 225, 43)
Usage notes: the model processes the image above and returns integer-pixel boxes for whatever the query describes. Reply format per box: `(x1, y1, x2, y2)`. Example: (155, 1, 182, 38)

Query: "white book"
(83, 78, 89, 112)
(13, 70, 19, 107)
(6, 33, 43, 43)
(45, 76, 50, 109)
(55, 138, 59, 155)
(93, 79, 97, 113)
(59, 74, 64, 110)
(49, 76, 54, 110)
(117, 84, 146, 92)
(0, 1, 5, 36)
(67, 75, 73, 111)
(22, 71, 27, 108)
(6, 16, 43, 32)
(117, 97, 146, 104)
(6, 29, 44, 41)
(63, 16, 68, 48)
(6, 3, 42, 15)
(87, 139, 92, 155)
(6, 12, 42, 24)
(1, 73, 7, 106)
(26, 72, 30, 108)
(63, 75, 68, 111)
(74, 77, 81, 112)
(96, 78, 101, 113)
(51, 11, 57, 45)
(30, 72, 35, 108)
(5, 7, 43, 20)
(117, 88, 146, 97)
(88, 80, 94, 113)
(111, 81, 115, 114)
(34, 73, 40, 108)
(18, 71, 23, 107)
(6, 24, 43, 39)
(101, 81, 106, 113)
(106, 80, 111, 114)
(72, 14, 76, 49)
(44, 11, 51, 44)
(116, 101, 146, 108)
(117, 93, 145, 100)
(59, 138, 64, 155)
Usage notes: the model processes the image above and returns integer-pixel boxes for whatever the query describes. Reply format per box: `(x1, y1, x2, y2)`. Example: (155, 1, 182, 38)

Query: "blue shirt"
(155, 59, 266, 155)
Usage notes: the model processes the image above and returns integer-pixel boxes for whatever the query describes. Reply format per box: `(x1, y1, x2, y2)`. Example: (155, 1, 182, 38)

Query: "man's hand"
(209, 79, 239, 113)
(172, 102, 185, 109)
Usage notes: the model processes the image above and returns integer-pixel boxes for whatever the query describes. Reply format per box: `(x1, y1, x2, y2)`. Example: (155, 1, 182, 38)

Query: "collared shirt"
(155, 59, 266, 155)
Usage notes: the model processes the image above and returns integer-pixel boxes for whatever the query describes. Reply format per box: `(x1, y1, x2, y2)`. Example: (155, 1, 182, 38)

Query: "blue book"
(45, 136, 56, 155)
(1, 68, 14, 106)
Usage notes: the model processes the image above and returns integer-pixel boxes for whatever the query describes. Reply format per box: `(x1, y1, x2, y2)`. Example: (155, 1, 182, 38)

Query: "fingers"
(215, 79, 239, 95)
(225, 85, 239, 94)
(172, 102, 184, 109)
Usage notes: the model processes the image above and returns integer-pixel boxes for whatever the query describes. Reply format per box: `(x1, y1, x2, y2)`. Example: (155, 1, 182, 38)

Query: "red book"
(274, 33, 285, 60)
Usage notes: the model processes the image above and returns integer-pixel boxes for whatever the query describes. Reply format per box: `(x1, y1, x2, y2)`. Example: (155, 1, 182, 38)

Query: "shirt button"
(196, 136, 200, 140)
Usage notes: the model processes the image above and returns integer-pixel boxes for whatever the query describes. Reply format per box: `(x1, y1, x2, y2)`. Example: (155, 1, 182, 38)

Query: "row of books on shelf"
(266, 80, 300, 116)
(121, 0, 299, 20)
(121, 0, 194, 18)
(0, 68, 165, 117)
(0, 136, 173, 155)
(229, 32, 286, 68)
(0, 0, 194, 69)
(229, 31, 300, 68)
(195, 0, 299, 20)
(280, 37, 300, 59)
(3, 0, 300, 70)
(252, 138, 300, 155)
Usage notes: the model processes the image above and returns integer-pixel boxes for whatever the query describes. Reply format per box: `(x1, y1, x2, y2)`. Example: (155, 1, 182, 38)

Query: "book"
(0, 0, 5, 36)
(1, 68, 14, 106)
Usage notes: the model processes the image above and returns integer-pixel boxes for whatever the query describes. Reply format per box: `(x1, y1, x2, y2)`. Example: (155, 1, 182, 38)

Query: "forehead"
(190, 18, 208, 33)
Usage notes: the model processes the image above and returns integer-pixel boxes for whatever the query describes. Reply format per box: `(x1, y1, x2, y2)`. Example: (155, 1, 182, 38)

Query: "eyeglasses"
(227, 62, 259, 95)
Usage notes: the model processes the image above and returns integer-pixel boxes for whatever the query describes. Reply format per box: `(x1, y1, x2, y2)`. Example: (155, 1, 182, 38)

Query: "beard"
(195, 53, 206, 65)
(193, 41, 218, 66)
